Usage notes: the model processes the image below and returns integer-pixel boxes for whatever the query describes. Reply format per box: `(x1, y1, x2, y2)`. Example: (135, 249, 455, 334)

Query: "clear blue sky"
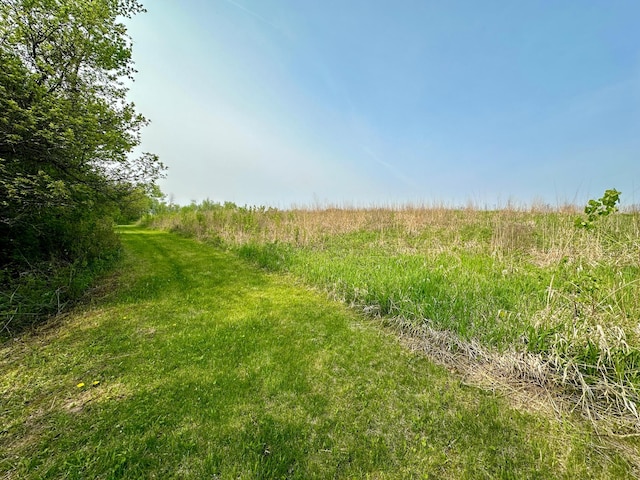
(126, 1, 640, 207)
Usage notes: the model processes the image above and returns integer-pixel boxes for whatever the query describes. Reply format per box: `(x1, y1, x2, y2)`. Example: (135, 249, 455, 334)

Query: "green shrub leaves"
(0, 0, 165, 333)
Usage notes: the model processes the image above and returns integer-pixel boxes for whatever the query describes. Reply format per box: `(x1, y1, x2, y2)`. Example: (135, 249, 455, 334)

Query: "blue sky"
(126, 1, 640, 207)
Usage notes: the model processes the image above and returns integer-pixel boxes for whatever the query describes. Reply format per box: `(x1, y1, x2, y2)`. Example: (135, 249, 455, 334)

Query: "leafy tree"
(0, 0, 164, 262)
(116, 184, 165, 224)
(0, 0, 165, 330)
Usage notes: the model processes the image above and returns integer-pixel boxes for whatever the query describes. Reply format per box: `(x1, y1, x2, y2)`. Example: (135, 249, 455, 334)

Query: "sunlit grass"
(142, 203, 640, 427)
(1, 227, 637, 477)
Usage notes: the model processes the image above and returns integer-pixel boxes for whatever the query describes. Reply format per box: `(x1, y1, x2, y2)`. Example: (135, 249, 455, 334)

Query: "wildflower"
(77, 382, 85, 388)
(92, 380, 100, 387)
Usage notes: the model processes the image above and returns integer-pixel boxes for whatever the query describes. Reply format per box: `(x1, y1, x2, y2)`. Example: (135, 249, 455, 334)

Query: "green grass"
(1, 226, 638, 478)
(141, 203, 640, 424)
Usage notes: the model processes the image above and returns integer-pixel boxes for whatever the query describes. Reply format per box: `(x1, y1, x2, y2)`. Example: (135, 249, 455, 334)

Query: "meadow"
(2, 226, 638, 478)
(143, 201, 640, 432)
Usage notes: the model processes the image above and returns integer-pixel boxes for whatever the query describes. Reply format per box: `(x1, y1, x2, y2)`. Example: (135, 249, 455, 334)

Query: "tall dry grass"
(144, 202, 638, 264)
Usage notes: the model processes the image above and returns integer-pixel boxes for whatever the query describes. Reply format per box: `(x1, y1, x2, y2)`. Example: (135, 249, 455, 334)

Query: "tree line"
(0, 0, 164, 335)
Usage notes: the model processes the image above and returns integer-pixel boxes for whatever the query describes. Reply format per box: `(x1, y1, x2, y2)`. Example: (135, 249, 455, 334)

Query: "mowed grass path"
(0, 227, 635, 478)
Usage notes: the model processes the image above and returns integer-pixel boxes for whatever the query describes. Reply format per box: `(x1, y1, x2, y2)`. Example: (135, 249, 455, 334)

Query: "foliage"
(0, 0, 164, 332)
(0, 244, 119, 340)
(115, 184, 165, 224)
(575, 189, 621, 229)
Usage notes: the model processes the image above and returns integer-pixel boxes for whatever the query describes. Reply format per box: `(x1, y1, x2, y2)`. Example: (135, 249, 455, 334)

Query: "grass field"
(2, 226, 638, 478)
(143, 203, 640, 430)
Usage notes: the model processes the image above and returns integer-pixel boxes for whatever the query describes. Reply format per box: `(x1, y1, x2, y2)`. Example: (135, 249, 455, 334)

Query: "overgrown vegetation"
(2, 227, 637, 478)
(142, 198, 640, 430)
(0, 0, 164, 336)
